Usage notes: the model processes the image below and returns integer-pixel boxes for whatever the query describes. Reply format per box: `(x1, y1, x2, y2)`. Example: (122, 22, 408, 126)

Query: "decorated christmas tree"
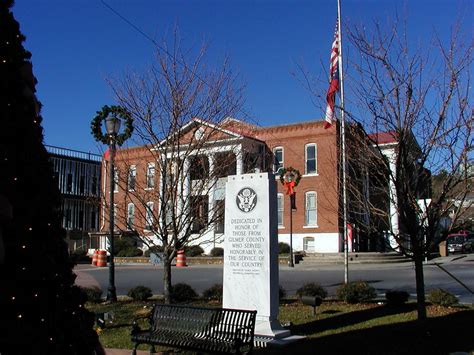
(0, 1, 102, 353)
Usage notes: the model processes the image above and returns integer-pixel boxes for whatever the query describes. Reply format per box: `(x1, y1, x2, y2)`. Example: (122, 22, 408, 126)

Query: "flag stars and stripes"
(324, 21, 340, 129)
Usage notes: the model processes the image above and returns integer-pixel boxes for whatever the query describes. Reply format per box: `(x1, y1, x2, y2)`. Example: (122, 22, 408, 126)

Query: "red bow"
(284, 181, 295, 195)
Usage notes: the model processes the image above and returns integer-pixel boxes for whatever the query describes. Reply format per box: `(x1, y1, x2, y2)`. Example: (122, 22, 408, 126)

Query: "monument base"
(254, 335, 306, 348)
(254, 317, 291, 338)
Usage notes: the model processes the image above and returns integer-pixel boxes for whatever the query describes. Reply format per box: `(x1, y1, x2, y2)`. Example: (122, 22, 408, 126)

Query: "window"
(191, 196, 209, 233)
(214, 153, 236, 178)
(66, 173, 73, 192)
(128, 166, 136, 191)
(127, 203, 135, 230)
(78, 210, 84, 228)
(215, 200, 225, 233)
(165, 201, 173, 229)
(303, 237, 315, 252)
(65, 208, 71, 229)
(91, 175, 97, 195)
(305, 191, 317, 226)
(277, 193, 284, 227)
(113, 204, 117, 222)
(305, 144, 317, 174)
(79, 175, 85, 194)
(145, 202, 154, 230)
(91, 210, 96, 230)
(190, 156, 209, 180)
(273, 147, 284, 174)
(146, 163, 155, 189)
(113, 168, 118, 192)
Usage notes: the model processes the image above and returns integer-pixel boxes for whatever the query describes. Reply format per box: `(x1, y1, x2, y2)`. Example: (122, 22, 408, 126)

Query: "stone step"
(297, 252, 410, 265)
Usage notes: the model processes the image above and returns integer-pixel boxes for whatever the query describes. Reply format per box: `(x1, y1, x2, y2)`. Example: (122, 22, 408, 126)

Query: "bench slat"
(131, 304, 256, 354)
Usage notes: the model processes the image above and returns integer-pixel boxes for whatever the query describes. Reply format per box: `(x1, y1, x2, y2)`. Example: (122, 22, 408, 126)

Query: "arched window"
(277, 193, 284, 227)
(145, 202, 154, 230)
(127, 203, 135, 230)
(273, 147, 284, 175)
(305, 191, 317, 227)
(305, 143, 317, 175)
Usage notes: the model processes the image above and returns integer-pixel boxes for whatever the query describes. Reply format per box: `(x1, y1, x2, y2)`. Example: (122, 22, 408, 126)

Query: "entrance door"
(303, 237, 315, 253)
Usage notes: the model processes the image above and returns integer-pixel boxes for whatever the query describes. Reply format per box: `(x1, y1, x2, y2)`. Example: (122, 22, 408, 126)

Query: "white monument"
(223, 173, 290, 339)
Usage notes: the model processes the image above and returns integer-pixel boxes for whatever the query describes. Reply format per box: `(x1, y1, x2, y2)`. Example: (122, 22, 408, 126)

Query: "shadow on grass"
(257, 309, 474, 354)
(326, 279, 383, 287)
(292, 303, 417, 335)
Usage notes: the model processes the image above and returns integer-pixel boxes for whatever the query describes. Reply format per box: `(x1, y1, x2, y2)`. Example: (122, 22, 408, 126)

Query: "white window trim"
(146, 162, 156, 190)
(272, 146, 284, 175)
(144, 201, 154, 231)
(113, 168, 119, 193)
(304, 191, 318, 227)
(305, 143, 318, 175)
(127, 202, 135, 229)
(128, 165, 137, 192)
(277, 193, 284, 228)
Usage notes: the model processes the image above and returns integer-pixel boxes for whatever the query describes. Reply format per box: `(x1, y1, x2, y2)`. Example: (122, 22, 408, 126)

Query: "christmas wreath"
(279, 166, 301, 195)
(91, 105, 133, 146)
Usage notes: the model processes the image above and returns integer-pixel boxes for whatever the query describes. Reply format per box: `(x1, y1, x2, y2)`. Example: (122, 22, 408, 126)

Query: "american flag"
(324, 21, 340, 129)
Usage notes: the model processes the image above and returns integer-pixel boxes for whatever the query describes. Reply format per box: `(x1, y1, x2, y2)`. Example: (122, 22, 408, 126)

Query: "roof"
(368, 131, 399, 145)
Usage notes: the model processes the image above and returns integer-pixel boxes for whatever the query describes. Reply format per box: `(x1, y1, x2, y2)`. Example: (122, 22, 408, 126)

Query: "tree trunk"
(413, 253, 427, 320)
(163, 252, 172, 304)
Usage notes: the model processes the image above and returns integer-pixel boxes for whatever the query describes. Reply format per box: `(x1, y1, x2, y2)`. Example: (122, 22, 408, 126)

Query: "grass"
(87, 299, 474, 354)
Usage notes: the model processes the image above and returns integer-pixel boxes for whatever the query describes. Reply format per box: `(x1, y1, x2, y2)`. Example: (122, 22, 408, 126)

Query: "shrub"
(69, 249, 89, 263)
(202, 284, 223, 301)
(385, 290, 410, 306)
(81, 286, 103, 303)
(279, 285, 287, 300)
(184, 245, 204, 257)
(336, 281, 376, 303)
(128, 286, 153, 301)
(144, 245, 164, 257)
(115, 237, 136, 255)
(171, 283, 198, 303)
(278, 242, 290, 254)
(210, 247, 224, 257)
(116, 247, 143, 257)
(296, 282, 327, 299)
(427, 288, 459, 307)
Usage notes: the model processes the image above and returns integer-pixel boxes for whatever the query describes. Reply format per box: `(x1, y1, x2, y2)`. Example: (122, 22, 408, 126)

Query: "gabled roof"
(158, 117, 262, 148)
(368, 131, 398, 145)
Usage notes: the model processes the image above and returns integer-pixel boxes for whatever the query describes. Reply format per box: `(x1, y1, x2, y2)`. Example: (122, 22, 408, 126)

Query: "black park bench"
(131, 304, 257, 354)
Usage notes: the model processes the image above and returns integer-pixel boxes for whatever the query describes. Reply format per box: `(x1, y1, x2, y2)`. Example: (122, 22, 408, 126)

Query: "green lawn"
(87, 300, 474, 354)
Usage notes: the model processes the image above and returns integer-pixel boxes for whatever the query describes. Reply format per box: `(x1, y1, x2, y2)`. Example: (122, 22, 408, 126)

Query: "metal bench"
(131, 304, 257, 354)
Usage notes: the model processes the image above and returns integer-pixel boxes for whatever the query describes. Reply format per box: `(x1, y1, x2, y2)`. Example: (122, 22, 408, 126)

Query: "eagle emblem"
(236, 188, 257, 213)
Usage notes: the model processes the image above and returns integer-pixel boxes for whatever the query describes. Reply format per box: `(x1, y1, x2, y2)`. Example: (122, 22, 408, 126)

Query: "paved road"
(75, 254, 474, 304)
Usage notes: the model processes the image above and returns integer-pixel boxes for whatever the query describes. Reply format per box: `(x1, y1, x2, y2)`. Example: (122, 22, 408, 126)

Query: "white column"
(384, 148, 400, 250)
(236, 146, 243, 175)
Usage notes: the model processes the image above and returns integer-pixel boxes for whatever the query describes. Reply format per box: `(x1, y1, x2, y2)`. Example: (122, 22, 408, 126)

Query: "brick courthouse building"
(101, 117, 385, 254)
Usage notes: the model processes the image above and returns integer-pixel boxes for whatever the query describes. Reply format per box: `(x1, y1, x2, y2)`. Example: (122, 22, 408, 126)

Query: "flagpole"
(337, 0, 349, 284)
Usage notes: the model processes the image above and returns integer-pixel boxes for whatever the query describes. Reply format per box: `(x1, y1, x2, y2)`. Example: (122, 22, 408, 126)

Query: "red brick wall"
(101, 120, 340, 236)
(256, 121, 339, 234)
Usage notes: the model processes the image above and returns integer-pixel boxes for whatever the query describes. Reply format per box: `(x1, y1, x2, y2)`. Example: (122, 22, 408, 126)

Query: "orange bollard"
(96, 250, 107, 267)
(176, 250, 187, 267)
(91, 249, 98, 266)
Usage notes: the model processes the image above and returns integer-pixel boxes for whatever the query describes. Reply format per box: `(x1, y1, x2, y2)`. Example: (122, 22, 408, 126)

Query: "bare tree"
(104, 35, 253, 303)
(345, 19, 473, 320)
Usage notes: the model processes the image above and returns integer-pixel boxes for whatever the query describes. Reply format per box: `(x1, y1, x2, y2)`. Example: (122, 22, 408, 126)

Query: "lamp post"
(105, 115, 121, 302)
(287, 171, 295, 268)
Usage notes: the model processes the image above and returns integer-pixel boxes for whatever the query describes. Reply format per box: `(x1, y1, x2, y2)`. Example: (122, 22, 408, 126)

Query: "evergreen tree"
(0, 1, 102, 353)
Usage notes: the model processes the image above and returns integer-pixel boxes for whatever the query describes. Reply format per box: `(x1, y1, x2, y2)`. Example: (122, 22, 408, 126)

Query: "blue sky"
(12, 0, 472, 154)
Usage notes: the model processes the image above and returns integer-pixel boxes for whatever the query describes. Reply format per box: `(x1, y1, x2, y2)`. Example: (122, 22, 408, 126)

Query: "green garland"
(279, 166, 302, 186)
(90, 105, 133, 146)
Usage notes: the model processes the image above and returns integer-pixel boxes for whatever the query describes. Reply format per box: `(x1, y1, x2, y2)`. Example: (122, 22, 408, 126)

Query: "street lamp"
(287, 171, 295, 268)
(105, 114, 121, 302)
(91, 105, 133, 302)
